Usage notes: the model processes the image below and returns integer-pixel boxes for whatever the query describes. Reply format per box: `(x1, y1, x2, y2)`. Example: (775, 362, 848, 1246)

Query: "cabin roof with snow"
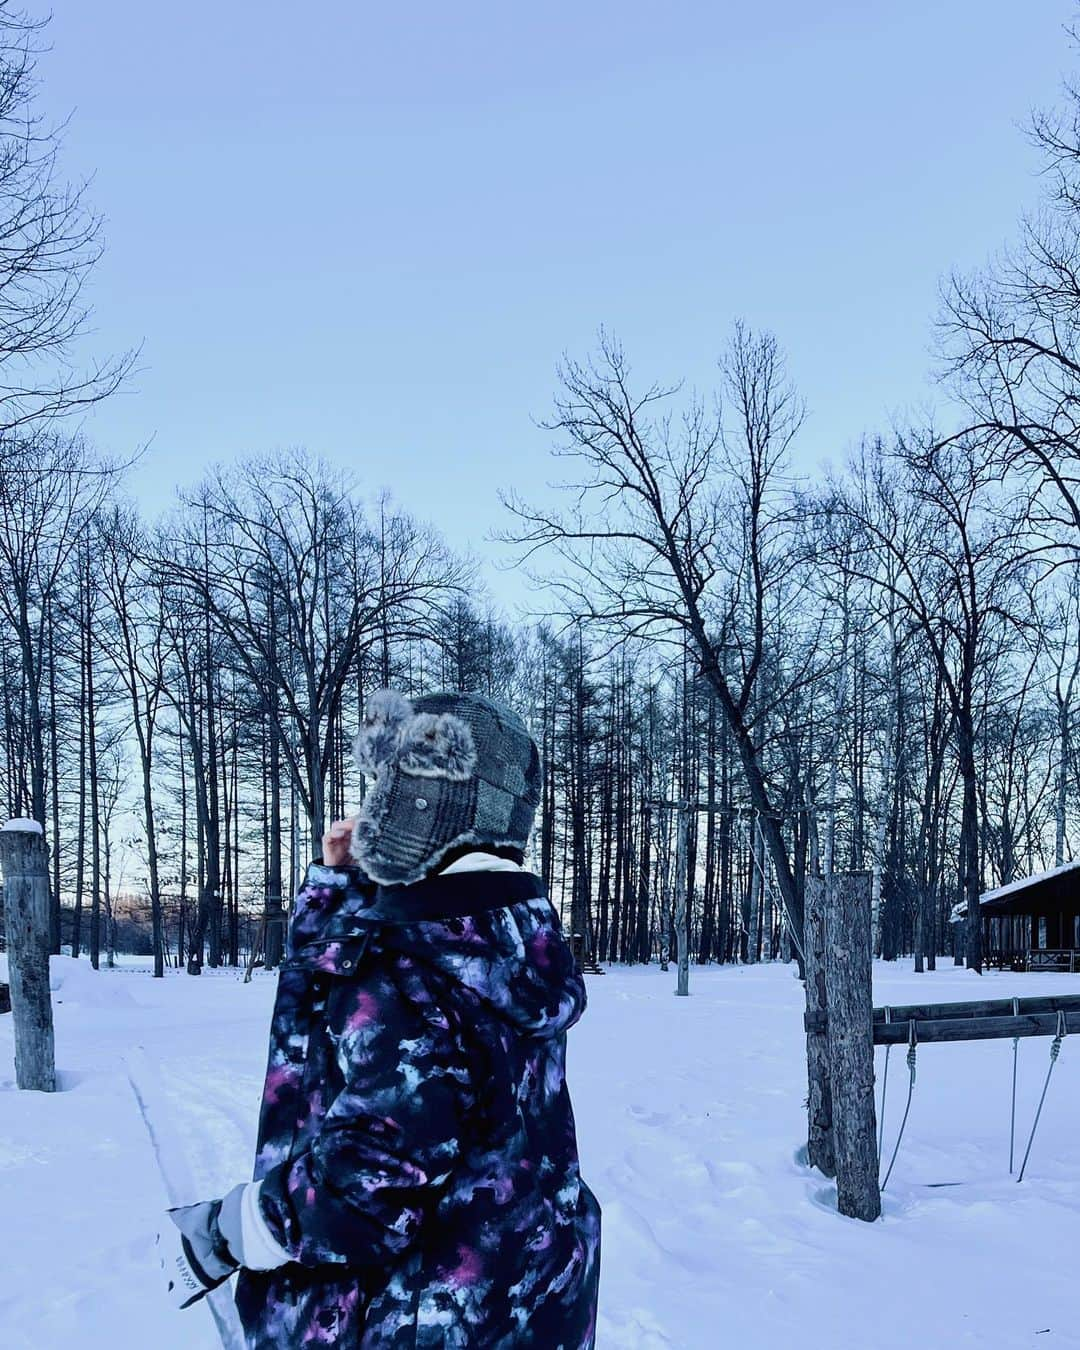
(980, 860, 1080, 916)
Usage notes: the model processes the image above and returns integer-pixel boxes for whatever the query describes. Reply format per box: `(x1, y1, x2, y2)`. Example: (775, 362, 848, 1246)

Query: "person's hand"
(159, 1198, 238, 1310)
(322, 817, 356, 867)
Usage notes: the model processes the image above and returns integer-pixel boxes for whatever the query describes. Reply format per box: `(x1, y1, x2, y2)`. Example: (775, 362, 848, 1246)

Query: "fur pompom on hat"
(397, 713, 477, 780)
(353, 688, 415, 774)
(350, 690, 541, 886)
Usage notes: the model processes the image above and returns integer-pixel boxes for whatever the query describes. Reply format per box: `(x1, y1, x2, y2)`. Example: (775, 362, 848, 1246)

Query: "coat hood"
(383, 895, 587, 1041)
(287, 865, 586, 1041)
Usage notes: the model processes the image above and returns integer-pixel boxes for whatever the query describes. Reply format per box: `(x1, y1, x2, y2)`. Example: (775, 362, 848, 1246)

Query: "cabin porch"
(981, 862, 1080, 972)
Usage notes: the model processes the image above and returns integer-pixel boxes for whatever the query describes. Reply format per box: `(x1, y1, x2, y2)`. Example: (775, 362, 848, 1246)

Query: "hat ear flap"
(353, 689, 415, 774)
(398, 712, 476, 781)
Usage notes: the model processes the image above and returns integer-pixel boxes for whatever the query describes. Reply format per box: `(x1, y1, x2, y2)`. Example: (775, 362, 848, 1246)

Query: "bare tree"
(820, 436, 1031, 971)
(506, 327, 819, 957)
(938, 57, 1080, 577)
(166, 452, 467, 846)
(155, 549, 227, 974)
(96, 506, 167, 977)
(0, 7, 131, 436)
(0, 433, 115, 945)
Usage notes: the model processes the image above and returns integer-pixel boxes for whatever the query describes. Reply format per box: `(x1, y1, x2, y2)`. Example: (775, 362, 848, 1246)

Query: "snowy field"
(1, 955, 1079, 1350)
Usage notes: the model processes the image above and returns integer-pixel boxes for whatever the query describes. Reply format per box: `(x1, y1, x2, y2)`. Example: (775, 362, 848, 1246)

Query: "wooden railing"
(1027, 948, 1080, 973)
(984, 947, 1080, 973)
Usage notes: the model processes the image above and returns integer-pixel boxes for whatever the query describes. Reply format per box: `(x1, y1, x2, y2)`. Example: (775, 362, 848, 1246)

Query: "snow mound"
(48, 956, 136, 1008)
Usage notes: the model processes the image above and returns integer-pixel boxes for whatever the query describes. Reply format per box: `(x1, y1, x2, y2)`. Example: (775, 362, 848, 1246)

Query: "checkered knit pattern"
(350, 691, 542, 887)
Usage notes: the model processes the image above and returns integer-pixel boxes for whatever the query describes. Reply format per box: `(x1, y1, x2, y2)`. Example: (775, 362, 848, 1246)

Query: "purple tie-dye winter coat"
(235, 862, 601, 1348)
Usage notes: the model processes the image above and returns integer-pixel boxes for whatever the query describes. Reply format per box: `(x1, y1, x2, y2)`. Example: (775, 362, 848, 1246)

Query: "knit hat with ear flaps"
(349, 689, 542, 887)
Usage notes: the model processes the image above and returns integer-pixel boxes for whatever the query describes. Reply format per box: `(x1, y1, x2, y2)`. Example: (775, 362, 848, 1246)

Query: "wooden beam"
(805, 993, 1080, 1037)
(873, 1011, 1080, 1046)
(873, 993, 1080, 1024)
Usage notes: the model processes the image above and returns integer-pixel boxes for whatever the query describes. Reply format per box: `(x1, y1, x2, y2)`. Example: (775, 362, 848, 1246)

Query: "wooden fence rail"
(873, 1011, 1080, 1045)
(806, 993, 1080, 1045)
(873, 993, 1080, 1024)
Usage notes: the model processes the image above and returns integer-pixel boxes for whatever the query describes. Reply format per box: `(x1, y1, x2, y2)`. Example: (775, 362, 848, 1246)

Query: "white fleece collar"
(439, 852, 524, 874)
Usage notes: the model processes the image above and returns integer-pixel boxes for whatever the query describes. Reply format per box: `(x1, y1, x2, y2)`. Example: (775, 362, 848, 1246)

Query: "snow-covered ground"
(1, 954, 1078, 1349)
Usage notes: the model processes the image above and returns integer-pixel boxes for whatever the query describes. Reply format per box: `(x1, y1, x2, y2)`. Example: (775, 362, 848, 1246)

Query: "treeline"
(0, 418, 1077, 980)
(5, 15, 1080, 977)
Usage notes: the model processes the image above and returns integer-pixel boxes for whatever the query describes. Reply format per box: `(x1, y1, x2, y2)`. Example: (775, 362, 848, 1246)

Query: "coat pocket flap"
(284, 930, 371, 976)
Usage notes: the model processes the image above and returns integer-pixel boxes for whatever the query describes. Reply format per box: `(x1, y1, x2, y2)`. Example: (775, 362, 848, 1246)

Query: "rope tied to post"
(880, 1018, 917, 1191)
(877, 1005, 892, 1159)
(1016, 1009, 1066, 1184)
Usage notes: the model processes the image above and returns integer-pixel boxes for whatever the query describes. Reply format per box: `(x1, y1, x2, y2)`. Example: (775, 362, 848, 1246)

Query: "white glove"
(160, 1182, 290, 1311)
(160, 1197, 237, 1310)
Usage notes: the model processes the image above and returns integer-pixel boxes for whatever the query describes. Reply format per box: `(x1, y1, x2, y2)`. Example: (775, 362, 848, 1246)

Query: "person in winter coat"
(162, 689, 601, 1348)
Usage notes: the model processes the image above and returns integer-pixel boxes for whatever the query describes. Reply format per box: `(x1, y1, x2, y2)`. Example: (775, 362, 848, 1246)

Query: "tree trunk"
(87, 568, 102, 969)
(134, 723, 164, 980)
(748, 818, 765, 965)
(266, 707, 285, 970)
(1056, 696, 1069, 868)
(958, 711, 982, 973)
(658, 804, 671, 972)
(700, 695, 718, 963)
(72, 610, 87, 959)
(673, 801, 690, 995)
(47, 613, 61, 954)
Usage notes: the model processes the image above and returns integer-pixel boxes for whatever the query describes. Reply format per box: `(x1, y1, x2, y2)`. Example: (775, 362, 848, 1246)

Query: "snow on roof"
(980, 858, 1080, 905)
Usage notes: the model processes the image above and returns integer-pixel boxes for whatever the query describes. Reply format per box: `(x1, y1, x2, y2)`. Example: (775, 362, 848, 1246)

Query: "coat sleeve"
(255, 963, 474, 1269)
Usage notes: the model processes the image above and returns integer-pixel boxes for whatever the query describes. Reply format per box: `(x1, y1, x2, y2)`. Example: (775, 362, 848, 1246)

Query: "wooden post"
(0, 819, 56, 1091)
(804, 875, 835, 1177)
(824, 870, 880, 1221)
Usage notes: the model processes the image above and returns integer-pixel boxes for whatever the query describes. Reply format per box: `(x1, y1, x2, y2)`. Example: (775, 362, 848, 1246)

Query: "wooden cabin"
(981, 862, 1080, 971)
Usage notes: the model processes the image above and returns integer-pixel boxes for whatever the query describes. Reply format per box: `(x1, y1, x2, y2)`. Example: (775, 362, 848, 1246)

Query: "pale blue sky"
(39, 1, 1073, 609)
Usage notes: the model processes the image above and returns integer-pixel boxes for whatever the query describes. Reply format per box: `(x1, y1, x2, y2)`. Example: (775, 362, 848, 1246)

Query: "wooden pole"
(824, 870, 880, 1221)
(804, 875, 835, 1176)
(0, 819, 56, 1091)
